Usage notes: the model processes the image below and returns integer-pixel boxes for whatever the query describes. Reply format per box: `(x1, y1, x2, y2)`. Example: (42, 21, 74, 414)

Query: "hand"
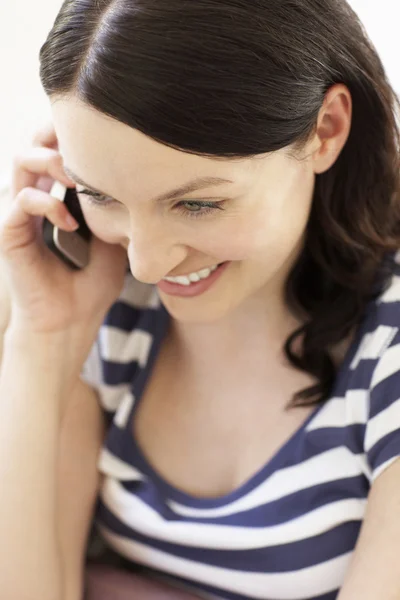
(0, 121, 128, 335)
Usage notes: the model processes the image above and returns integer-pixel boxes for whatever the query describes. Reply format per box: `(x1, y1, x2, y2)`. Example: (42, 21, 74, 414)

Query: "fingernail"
(65, 214, 79, 229)
(61, 166, 75, 184)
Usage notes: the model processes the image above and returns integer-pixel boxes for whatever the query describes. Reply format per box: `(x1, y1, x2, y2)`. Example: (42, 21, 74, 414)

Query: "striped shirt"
(81, 251, 400, 600)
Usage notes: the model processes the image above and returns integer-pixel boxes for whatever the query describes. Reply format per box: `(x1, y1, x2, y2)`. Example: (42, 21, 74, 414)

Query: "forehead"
(50, 97, 287, 198)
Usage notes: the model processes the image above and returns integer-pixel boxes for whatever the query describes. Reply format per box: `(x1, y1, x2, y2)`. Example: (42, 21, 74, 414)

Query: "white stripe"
(97, 383, 131, 413)
(364, 397, 400, 452)
(90, 381, 131, 413)
(80, 340, 102, 389)
(306, 390, 369, 431)
(101, 477, 366, 549)
(166, 447, 364, 519)
(350, 327, 398, 370)
(98, 448, 145, 481)
(306, 397, 345, 430)
(344, 389, 370, 425)
(379, 275, 400, 303)
(100, 326, 153, 367)
(371, 343, 400, 388)
(97, 526, 351, 600)
(114, 391, 135, 428)
(119, 275, 161, 309)
(310, 390, 370, 431)
(372, 456, 400, 482)
(80, 336, 136, 412)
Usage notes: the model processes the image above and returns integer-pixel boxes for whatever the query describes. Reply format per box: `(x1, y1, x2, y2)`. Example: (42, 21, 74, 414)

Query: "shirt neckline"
(113, 289, 371, 509)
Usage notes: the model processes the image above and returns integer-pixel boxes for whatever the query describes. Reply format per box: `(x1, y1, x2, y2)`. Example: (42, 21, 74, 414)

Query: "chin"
(159, 292, 239, 325)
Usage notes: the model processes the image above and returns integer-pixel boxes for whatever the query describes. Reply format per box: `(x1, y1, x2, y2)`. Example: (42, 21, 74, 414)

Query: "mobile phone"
(42, 181, 92, 270)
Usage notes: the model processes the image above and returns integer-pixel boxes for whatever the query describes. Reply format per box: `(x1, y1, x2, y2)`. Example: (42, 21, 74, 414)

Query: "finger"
(31, 121, 59, 149)
(36, 175, 55, 193)
(0, 187, 78, 254)
(11, 147, 76, 200)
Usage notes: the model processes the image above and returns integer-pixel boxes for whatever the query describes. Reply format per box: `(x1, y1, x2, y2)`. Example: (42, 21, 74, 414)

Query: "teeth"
(163, 264, 219, 286)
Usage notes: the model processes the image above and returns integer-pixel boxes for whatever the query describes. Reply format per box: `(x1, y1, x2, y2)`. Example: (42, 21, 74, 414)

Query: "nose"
(126, 223, 187, 285)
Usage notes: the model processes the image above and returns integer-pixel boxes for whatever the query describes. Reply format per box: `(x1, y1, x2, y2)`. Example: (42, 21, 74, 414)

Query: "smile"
(162, 264, 220, 286)
(157, 262, 229, 298)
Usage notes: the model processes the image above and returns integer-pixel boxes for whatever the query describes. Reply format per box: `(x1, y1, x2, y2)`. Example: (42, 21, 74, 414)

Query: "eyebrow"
(63, 166, 233, 203)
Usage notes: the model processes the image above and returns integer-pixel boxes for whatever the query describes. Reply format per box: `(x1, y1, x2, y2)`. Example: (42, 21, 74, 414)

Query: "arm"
(337, 458, 400, 599)
(0, 325, 105, 600)
(0, 255, 11, 362)
(0, 121, 128, 600)
(57, 378, 105, 600)
(0, 328, 67, 600)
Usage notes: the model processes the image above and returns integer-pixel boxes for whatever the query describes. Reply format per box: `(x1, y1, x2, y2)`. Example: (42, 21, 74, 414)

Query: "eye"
(77, 188, 115, 208)
(175, 200, 224, 219)
(78, 188, 225, 218)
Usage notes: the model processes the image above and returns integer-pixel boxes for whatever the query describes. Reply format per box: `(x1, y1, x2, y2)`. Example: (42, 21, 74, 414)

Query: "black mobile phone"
(42, 181, 92, 270)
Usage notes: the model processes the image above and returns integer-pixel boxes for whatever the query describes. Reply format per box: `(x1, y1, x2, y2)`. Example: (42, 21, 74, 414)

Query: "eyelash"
(77, 189, 224, 219)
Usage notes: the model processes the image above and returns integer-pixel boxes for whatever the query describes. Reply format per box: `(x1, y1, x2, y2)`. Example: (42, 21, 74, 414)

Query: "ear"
(310, 83, 352, 175)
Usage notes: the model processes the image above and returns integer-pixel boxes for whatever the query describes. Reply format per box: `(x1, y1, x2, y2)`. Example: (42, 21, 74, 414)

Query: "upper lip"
(165, 263, 222, 278)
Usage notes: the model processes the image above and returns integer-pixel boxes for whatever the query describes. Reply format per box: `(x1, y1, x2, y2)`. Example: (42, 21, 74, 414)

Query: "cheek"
(214, 200, 310, 263)
(82, 207, 127, 245)
(189, 219, 266, 262)
(251, 180, 313, 255)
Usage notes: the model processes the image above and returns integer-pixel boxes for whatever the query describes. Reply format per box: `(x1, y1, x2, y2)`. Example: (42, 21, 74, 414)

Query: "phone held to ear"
(42, 181, 92, 270)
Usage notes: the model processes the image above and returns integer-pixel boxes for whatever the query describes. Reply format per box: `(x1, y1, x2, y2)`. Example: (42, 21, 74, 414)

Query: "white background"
(0, 0, 398, 189)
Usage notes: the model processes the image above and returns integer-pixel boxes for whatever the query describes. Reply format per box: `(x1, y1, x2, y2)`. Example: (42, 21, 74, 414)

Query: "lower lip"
(157, 262, 230, 297)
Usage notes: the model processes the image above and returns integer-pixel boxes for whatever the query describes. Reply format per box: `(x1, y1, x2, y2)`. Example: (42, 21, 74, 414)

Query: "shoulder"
(350, 251, 400, 374)
(307, 253, 400, 481)
(349, 252, 400, 482)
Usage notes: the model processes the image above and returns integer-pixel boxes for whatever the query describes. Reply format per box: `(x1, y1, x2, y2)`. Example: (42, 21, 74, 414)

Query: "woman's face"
(51, 97, 318, 324)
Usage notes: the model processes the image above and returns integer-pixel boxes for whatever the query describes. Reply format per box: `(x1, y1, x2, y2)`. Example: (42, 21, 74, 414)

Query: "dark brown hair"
(39, 0, 400, 406)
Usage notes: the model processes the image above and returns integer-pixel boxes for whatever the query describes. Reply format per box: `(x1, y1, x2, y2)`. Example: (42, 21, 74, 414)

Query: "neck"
(170, 282, 303, 364)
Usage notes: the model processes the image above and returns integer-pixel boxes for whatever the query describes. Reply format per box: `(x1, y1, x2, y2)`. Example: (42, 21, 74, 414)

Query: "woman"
(1, 0, 400, 599)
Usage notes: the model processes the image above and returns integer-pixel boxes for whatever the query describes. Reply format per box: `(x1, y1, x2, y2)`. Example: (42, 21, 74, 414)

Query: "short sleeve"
(79, 332, 135, 427)
(364, 329, 400, 482)
(79, 273, 161, 425)
(80, 337, 102, 390)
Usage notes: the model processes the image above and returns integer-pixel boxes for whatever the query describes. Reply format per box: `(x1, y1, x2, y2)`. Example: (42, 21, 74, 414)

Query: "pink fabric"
(85, 563, 202, 600)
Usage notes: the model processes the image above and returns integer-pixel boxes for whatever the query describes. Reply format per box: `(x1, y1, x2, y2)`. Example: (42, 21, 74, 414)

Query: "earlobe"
(312, 84, 352, 175)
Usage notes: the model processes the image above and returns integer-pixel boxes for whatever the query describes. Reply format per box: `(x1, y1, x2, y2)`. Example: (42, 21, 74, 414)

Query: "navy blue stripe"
(139, 305, 169, 332)
(136, 564, 340, 600)
(374, 304, 400, 329)
(105, 412, 368, 508)
(369, 369, 400, 418)
(367, 429, 400, 474)
(301, 592, 338, 600)
(119, 475, 367, 527)
(345, 360, 376, 390)
(91, 257, 400, 599)
(110, 406, 368, 509)
(104, 296, 165, 333)
(102, 359, 142, 386)
(203, 476, 367, 527)
(101, 305, 168, 387)
(103, 409, 115, 429)
(96, 502, 361, 573)
(305, 424, 365, 455)
(104, 301, 142, 332)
